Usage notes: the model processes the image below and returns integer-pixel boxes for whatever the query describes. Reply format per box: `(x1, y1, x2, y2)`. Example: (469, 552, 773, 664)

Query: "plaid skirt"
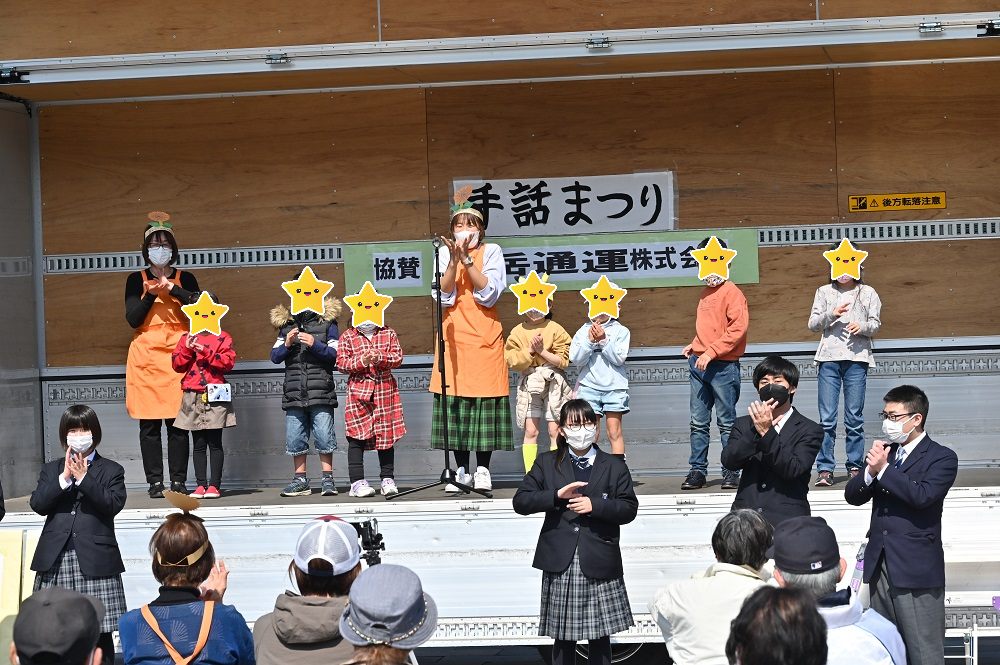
(539, 552, 634, 641)
(431, 395, 514, 452)
(34, 548, 127, 634)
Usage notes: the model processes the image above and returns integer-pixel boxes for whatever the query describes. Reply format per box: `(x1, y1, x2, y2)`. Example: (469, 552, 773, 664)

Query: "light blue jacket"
(569, 319, 630, 391)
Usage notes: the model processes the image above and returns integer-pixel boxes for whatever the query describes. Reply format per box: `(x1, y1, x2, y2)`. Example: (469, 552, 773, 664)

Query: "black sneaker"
(148, 482, 165, 499)
(681, 470, 706, 490)
(170, 482, 188, 494)
(721, 469, 741, 490)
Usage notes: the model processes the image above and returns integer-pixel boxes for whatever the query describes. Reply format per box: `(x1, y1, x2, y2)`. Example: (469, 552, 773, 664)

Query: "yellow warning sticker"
(849, 192, 946, 212)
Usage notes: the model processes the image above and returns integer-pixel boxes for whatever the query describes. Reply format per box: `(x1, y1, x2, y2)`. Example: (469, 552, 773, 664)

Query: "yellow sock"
(522, 443, 539, 472)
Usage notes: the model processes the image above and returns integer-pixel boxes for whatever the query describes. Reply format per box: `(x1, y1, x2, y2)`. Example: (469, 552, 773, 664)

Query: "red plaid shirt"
(336, 326, 406, 449)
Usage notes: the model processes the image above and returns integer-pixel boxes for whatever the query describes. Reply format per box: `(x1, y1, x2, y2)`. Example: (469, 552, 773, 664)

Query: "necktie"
(894, 447, 907, 468)
(571, 455, 591, 471)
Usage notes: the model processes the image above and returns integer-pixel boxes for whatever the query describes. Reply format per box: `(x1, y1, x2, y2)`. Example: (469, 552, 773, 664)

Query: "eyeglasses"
(563, 424, 597, 433)
(148, 243, 172, 250)
(878, 411, 915, 422)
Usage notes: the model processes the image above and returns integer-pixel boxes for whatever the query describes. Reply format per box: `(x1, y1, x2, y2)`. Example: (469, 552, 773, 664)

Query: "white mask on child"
(67, 433, 93, 454)
(356, 322, 379, 336)
(148, 247, 173, 267)
(453, 229, 480, 249)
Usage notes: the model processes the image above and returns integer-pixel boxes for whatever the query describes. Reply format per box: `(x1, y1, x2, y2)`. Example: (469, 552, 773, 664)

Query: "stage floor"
(5, 467, 997, 512)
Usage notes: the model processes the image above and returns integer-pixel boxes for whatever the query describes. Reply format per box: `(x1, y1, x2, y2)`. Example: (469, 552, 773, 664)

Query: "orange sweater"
(690, 280, 749, 361)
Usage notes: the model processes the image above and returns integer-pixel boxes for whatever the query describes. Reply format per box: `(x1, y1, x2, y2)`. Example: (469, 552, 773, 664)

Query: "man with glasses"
(845, 385, 957, 665)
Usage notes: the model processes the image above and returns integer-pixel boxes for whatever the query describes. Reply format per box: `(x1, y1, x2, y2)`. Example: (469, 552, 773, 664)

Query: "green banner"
(343, 228, 759, 297)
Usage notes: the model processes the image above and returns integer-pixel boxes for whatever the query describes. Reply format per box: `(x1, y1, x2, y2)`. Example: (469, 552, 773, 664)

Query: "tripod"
(389, 237, 493, 500)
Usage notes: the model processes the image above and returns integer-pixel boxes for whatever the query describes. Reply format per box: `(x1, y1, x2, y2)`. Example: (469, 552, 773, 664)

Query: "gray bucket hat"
(339, 564, 438, 649)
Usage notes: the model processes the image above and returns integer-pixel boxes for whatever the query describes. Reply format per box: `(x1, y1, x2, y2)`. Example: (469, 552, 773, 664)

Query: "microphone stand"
(388, 237, 492, 500)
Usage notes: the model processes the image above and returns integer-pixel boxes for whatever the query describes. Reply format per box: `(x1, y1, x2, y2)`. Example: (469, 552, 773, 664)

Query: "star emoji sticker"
(282, 266, 335, 315)
(580, 275, 628, 320)
(180, 292, 229, 336)
(344, 281, 394, 328)
(691, 236, 738, 281)
(508, 271, 558, 315)
(823, 238, 869, 280)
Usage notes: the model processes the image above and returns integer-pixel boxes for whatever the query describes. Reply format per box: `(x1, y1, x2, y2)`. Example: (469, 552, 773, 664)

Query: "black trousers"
(98, 631, 114, 665)
(553, 637, 611, 665)
(454, 450, 492, 472)
(347, 436, 395, 482)
(193, 428, 224, 488)
(138, 418, 189, 485)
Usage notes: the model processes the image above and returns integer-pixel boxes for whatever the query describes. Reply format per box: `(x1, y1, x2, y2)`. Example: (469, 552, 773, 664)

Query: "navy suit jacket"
(844, 434, 957, 589)
(513, 448, 638, 580)
(29, 453, 127, 577)
(721, 409, 824, 528)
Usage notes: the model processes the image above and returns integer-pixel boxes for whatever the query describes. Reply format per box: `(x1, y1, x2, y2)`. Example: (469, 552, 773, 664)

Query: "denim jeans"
(688, 355, 741, 473)
(815, 360, 868, 472)
(285, 406, 338, 455)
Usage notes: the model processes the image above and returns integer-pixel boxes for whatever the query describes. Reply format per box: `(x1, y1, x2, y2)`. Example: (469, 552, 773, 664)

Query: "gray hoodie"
(253, 592, 354, 665)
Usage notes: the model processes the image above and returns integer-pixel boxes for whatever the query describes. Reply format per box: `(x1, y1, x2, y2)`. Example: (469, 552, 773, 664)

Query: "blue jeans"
(285, 406, 338, 455)
(688, 356, 741, 474)
(815, 360, 867, 472)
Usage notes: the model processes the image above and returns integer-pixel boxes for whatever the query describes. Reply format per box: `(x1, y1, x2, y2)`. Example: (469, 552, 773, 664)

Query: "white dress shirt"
(864, 431, 927, 485)
(58, 450, 97, 490)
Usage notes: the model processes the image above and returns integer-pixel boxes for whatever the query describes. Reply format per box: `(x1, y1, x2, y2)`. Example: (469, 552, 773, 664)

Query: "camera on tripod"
(349, 518, 385, 566)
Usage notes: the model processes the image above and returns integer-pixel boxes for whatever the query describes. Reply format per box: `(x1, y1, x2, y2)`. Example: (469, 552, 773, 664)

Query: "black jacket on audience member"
(29, 454, 127, 577)
(513, 448, 638, 580)
(721, 410, 824, 528)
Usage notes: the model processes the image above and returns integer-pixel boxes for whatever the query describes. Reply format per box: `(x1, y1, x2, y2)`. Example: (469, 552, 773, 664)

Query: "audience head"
(712, 509, 773, 571)
(726, 586, 827, 665)
(290, 515, 363, 597)
(11, 588, 104, 665)
(881, 384, 928, 443)
(149, 513, 216, 587)
(752, 356, 799, 406)
(771, 516, 847, 599)
(58, 405, 102, 456)
(340, 564, 437, 665)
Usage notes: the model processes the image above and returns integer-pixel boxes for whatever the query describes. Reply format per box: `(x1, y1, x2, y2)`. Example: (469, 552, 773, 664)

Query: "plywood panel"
(381, 0, 815, 41)
(44, 265, 434, 367)
(824, 38, 1000, 64)
(0, 1, 378, 61)
(834, 63, 1000, 221)
(820, 0, 1000, 19)
(425, 71, 840, 231)
(39, 89, 431, 254)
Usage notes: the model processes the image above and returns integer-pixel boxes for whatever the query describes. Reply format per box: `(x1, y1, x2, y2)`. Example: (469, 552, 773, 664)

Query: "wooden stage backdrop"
(37, 62, 1000, 367)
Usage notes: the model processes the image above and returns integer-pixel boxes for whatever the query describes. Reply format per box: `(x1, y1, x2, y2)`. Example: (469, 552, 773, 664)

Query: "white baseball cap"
(293, 515, 362, 576)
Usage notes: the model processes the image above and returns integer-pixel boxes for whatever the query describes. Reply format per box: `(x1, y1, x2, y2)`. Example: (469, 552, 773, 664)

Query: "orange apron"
(430, 246, 509, 398)
(125, 270, 188, 420)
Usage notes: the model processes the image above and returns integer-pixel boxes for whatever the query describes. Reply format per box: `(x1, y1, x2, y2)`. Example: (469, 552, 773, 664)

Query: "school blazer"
(721, 410, 824, 528)
(513, 449, 638, 580)
(29, 454, 127, 577)
(844, 435, 957, 590)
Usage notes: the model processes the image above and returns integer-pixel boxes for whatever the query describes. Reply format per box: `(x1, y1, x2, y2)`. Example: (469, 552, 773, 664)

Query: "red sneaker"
(190, 486, 207, 498)
(203, 485, 221, 499)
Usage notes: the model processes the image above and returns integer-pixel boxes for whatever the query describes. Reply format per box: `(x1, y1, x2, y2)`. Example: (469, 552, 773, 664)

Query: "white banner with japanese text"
(453, 172, 676, 237)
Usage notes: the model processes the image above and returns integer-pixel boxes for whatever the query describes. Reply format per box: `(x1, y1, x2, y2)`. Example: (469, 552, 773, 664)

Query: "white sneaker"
(445, 467, 471, 493)
(349, 479, 376, 498)
(380, 478, 399, 497)
(473, 466, 492, 491)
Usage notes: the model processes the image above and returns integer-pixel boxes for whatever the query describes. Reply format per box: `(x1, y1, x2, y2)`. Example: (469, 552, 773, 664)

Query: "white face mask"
(453, 229, 480, 249)
(148, 246, 173, 267)
(356, 322, 379, 335)
(67, 433, 93, 454)
(882, 414, 916, 444)
(836, 275, 855, 285)
(563, 425, 597, 452)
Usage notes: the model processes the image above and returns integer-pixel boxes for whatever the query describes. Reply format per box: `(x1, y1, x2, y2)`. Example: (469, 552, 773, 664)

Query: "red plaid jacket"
(336, 326, 406, 449)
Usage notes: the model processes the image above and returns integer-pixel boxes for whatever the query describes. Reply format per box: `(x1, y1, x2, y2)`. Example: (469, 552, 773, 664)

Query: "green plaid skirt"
(431, 395, 515, 452)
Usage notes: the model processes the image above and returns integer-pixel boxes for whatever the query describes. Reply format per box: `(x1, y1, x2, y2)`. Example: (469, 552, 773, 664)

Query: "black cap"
(14, 588, 104, 665)
(769, 516, 840, 574)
